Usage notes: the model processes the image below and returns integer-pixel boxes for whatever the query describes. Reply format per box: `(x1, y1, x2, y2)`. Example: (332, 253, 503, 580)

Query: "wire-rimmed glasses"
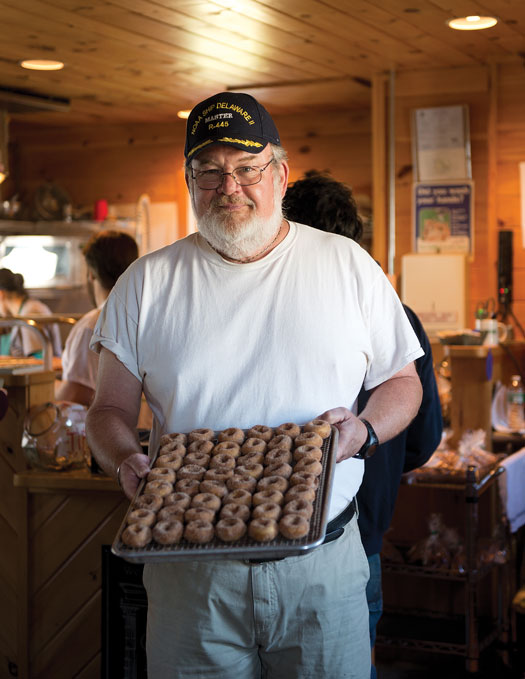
(190, 158, 274, 190)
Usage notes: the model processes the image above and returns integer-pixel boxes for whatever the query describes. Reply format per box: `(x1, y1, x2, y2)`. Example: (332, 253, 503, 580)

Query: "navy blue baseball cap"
(184, 91, 281, 161)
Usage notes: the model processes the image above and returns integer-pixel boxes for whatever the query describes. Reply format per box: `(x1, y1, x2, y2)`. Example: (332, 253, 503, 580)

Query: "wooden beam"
(372, 73, 388, 267)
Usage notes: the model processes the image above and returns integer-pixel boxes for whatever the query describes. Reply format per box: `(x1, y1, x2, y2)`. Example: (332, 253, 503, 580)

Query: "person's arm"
(319, 361, 422, 462)
(85, 347, 151, 499)
(55, 379, 95, 406)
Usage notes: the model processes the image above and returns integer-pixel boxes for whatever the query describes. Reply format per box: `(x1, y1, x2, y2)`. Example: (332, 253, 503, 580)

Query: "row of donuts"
(120, 420, 331, 549)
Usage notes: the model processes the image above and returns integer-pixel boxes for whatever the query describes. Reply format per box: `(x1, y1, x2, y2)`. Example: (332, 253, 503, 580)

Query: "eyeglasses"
(190, 158, 274, 190)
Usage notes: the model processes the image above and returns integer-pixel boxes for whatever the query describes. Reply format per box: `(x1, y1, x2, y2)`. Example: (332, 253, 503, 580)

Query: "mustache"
(210, 196, 255, 208)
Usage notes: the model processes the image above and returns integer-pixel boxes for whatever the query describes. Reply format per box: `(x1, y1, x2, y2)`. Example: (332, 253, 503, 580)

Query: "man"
(283, 171, 443, 678)
(86, 92, 423, 679)
(55, 229, 138, 405)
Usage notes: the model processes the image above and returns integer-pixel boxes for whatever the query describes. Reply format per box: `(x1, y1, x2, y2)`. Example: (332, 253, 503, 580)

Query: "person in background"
(283, 170, 443, 678)
(55, 230, 139, 406)
(86, 92, 424, 678)
(0, 267, 62, 359)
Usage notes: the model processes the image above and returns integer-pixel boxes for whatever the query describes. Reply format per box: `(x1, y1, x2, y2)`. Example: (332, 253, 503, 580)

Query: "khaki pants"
(143, 514, 371, 679)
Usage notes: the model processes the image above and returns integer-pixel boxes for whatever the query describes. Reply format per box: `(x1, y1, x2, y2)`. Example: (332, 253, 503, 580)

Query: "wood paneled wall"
(6, 62, 525, 335)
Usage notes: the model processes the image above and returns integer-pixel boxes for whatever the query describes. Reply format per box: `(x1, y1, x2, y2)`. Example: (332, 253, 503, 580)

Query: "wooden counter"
(0, 369, 128, 678)
(11, 468, 127, 679)
(442, 341, 525, 448)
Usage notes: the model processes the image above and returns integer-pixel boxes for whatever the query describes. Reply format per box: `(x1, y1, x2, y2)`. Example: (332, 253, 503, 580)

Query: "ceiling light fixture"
(177, 110, 190, 119)
(20, 59, 65, 71)
(447, 15, 498, 30)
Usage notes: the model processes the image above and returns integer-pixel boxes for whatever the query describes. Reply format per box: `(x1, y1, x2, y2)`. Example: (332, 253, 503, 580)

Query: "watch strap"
(353, 418, 379, 459)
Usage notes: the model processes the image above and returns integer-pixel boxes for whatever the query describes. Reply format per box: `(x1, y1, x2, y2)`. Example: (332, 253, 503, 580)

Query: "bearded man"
(86, 92, 423, 679)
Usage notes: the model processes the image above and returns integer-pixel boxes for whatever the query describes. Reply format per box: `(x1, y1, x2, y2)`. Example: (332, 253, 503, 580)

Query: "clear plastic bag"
(22, 400, 91, 471)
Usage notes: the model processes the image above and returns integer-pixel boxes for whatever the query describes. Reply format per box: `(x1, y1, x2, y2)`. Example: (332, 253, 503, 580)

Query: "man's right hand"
(117, 452, 151, 500)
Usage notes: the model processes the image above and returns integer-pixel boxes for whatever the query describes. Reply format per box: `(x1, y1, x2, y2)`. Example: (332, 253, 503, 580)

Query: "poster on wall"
(412, 105, 471, 181)
(414, 182, 474, 256)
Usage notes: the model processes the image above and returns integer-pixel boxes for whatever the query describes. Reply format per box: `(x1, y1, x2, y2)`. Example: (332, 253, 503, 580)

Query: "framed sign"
(414, 182, 474, 256)
(412, 105, 471, 181)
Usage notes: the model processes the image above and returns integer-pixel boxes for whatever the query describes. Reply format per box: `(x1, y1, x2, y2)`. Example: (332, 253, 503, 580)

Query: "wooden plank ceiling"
(0, 0, 524, 126)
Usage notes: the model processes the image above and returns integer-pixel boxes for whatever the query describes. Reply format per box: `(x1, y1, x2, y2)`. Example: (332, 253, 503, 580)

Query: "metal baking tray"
(112, 426, 338, 563)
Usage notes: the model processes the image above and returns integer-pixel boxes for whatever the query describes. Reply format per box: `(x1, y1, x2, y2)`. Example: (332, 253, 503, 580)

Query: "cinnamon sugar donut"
(187, 439, 214, 456)
(226, 474, 257, 493)
(185, 451, 211, 468)
(219, 502, 250, 522)
(294, 431, 324, 448)
(264, 448, 292, 466)
(279, 514, 310, 539)
(175, 478, 201, 496)
(210, 453, 236, 470)
(223, 488, 252, 507)
(155, 451, 184, 471)
(212, 441, 241, 458)
(177, 464, 206, 481)
(285, 484, 316, 503)
(235, 463, 264, 479)
(152, 519, 183, 545)
(294, 458, 323, 476)
(127, 508, 156, 527)
(237, 451, 265, 466)
(204, 468, 234, 482)
(283, 498, 314, 519)
(248, 517, 278, 542)
(188, 428, 215, 443)
(246, 425, 274, 442)
(163, 491, 192, 509)
(158, 441, 187, 457)
(147, 467, 176, 484)
(293, 445, 323, 463)
(199, 479, 228, 499)
(144, 480, 173, 497)
(215, 517, 247, 542)
(191, 492, 221, 512)
(159, 432, 187, 447)
(158, 504, 185, 522)
(263, 462, 293, 479)
(122, 523, 152, 548)
(303, 419, 331, 439)
(252, 502, 282, 521)
(257, 475, 288, 493)
(217, 427, 245, 444)
(241, 437, 266, 454)
(275, 422, 301, 439)
(267, 434, 293, 451)
(252, 489, 284, 506)
(289, 471, 319, 488)
(185, 506, 216, 523)
(184, 519, 214, 543)
(133, 493, 163, 512)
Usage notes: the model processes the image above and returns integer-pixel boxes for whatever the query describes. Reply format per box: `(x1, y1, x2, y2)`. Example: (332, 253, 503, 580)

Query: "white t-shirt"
(92, 222, 423, 519)
(61, 307, 101, 389)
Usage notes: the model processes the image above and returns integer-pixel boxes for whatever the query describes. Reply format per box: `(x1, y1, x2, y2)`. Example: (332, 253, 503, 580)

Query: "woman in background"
(0, 268, 62, 358)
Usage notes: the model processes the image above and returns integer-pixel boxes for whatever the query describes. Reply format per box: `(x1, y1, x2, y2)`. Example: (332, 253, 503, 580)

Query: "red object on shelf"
(94, 199, 108, 221)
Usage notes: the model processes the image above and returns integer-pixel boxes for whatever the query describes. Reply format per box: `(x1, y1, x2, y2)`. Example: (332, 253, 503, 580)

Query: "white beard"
(194, 179, 284, 261)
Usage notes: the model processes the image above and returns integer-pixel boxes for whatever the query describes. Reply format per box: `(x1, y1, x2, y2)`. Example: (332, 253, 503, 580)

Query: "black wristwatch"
(353, 419, 379, 459)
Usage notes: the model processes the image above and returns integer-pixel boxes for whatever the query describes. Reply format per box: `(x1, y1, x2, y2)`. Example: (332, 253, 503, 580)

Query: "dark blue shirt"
(357, 305, 443, 556)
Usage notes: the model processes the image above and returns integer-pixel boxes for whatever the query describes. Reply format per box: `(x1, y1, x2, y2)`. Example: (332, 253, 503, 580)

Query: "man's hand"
(317, 407, 368, 462)
(116, 452, 151, 500)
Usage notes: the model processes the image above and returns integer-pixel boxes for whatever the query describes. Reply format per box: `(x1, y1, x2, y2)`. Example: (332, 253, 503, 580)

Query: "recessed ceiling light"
(20, 59, 65, 71)
(177, 110, 190, 119)
(447, 15, 498, 30)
